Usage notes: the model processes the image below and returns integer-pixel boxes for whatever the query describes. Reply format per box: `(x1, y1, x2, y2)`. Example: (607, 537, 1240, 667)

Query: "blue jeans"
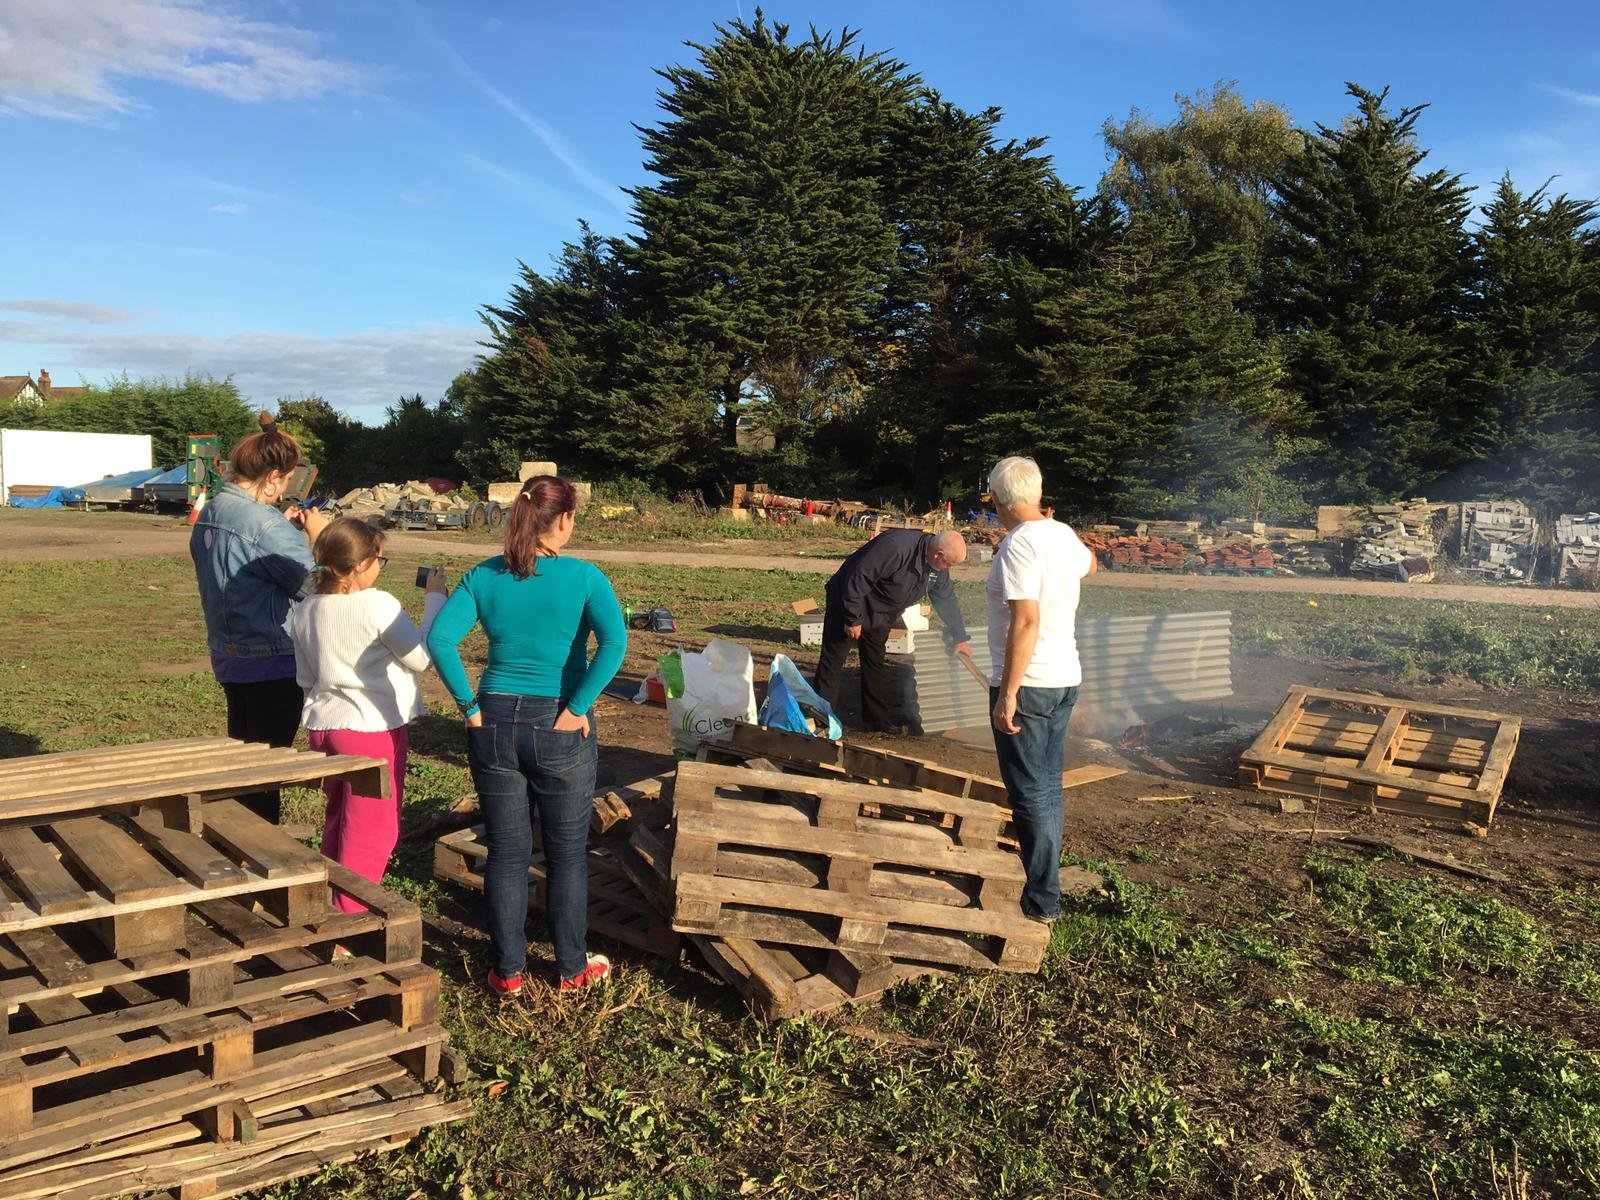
(467, 694, 598, 981)
(991, 685, 1079, 919)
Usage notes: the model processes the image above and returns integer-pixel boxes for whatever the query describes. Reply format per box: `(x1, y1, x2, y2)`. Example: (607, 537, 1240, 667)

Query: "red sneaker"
(559, 954, 611, 991)
(485, 968, 523, 999)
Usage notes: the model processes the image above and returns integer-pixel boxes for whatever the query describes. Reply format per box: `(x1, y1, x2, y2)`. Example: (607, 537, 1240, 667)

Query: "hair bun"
(258, 409, 277, 431)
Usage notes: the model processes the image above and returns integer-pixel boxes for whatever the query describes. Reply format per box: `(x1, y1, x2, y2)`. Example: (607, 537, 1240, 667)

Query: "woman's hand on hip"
(554, 708, 591, 738)
(464, 711, 484, 729)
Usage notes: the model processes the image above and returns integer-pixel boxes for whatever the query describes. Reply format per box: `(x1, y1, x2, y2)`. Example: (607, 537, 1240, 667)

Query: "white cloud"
(0, 0, 372, 120)
(1542, 84, 1600, 109)
(208, 201, 248, 215)
(0, 312, 483, 419)
(0, 299, 143, 325)
(402, 2, 628, 217)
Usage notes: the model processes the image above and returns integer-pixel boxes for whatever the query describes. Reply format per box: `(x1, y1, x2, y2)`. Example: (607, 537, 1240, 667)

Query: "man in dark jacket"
(813, 529, 971, 735)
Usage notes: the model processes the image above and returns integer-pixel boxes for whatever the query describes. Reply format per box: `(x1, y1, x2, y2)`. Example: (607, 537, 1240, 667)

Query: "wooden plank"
(0, 740, 236, 783)
(1338, 834, 1509, 884)
(1062, 764, 1127, 789)
(200, 800, 327, 879)
(0, 746, 306, 802)
(1239, 686, 1310, 761)
(678, 759, 1005, 823)
(48, 817, 190, 904)
(672, 872, 1042, 942)
(0, 752, 387, 824)
(130, 812, 251, 889)
(1248, 748, 1487, 804)
(0, 829, 93, 918)
(1358, 707, 1410, 773)
(1292, 686, 1515, 727)
(669, 805, 1025, 882)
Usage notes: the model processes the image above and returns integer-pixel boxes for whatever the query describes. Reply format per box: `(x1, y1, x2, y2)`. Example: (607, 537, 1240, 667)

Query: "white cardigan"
(292, 590, 446, 733)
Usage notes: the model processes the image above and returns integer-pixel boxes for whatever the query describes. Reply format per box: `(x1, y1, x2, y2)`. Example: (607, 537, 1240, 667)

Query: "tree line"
(450, 14, 1600, 520)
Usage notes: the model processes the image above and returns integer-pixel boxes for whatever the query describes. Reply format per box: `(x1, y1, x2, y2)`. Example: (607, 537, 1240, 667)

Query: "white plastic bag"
(659, 638, 757, 756)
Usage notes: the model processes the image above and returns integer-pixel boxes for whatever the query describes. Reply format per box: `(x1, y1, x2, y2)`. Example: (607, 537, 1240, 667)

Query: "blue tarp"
(9, 486, 86, 508)
(144, 465, 188, 485)
(76, 467, 164, 492)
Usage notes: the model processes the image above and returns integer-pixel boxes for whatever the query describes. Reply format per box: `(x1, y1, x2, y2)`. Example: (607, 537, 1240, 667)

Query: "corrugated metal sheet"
(913, 611, 1233, 733)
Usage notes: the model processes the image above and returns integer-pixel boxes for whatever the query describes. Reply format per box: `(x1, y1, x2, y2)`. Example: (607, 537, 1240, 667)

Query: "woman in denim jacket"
(190, 412, 329, 821)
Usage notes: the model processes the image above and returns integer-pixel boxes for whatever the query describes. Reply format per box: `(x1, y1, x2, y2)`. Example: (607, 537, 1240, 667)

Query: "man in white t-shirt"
(984, 455, 1097, 922)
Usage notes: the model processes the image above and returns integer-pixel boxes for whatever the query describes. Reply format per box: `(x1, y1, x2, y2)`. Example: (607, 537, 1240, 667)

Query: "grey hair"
(988, 456, 1043, 506)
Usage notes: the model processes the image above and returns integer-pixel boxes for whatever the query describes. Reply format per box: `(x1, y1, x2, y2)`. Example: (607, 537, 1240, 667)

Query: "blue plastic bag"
(759, 653, 842, 740)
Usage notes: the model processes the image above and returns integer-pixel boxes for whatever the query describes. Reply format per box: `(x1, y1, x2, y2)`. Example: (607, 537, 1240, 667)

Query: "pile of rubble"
(335, 480, 464, 518)
(1556, 513, 1600, 587)
(1461, 500, 1537, 580)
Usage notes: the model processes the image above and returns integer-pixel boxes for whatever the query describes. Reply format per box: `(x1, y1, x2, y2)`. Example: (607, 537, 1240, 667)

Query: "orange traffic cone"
(945, 500, 953, 522)
(187, 486, 208, 526)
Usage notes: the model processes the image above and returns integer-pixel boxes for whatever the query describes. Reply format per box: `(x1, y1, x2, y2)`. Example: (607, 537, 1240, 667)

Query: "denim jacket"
(190, 481, 315, 659)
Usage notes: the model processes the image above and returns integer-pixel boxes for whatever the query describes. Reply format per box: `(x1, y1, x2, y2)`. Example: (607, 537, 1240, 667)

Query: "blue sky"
(2, 0, 1597, 426)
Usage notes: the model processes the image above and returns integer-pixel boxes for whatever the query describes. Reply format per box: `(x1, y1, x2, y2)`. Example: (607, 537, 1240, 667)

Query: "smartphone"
(415, 566, 434, 588)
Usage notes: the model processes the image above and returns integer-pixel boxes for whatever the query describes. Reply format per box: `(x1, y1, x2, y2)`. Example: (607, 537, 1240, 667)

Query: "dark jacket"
(824, 529, 968, 645)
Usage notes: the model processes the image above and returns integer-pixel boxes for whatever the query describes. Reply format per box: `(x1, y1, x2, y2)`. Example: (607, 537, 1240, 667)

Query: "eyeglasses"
(375, 555, 389, 569)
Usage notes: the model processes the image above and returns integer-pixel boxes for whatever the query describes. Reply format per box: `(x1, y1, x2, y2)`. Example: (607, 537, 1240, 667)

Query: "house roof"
(48, 386, 86, 400)
(0, 375, 35, 401)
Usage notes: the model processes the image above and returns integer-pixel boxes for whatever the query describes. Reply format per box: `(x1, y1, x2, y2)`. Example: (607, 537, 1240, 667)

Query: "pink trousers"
(308, 726, 408, 913)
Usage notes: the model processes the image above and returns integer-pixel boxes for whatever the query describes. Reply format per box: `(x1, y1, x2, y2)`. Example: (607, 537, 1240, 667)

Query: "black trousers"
(812, 608, 893, 729)
(222, 676, 305, 823)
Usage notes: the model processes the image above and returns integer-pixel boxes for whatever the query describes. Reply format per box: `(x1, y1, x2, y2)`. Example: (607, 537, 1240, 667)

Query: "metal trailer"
(382, 498, 504, 532)
(78, 467, 164, 508)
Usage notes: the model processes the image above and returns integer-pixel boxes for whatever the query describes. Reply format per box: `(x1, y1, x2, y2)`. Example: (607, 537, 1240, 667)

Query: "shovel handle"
(954, 648, 990, 690)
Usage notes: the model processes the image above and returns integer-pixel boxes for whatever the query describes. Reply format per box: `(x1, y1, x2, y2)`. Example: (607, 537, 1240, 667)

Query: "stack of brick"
(1200, 539, 1277, 573)
(0, 738, 467, 1200)
(1093, 535, 1191, 570)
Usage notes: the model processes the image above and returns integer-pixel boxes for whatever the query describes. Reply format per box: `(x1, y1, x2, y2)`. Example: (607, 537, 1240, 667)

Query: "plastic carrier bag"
(758, 653, 843, 740)
(658, 638, 758, 756)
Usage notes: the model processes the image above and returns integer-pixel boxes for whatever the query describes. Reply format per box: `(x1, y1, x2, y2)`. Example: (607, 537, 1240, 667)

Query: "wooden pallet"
(0, 1080, 471, 1200)
(433, 826, 679, 956)
(1238, 687, 1521, 824)
(0, 738, 387, 827)
(1, 865, 420, 1052)
(669, 761, 1046, 972)
(0, 800, 331, 958)
(688, 935, 935, 1021)
(0, 957, 441, 1134)
(0, 1017, 453, 1174)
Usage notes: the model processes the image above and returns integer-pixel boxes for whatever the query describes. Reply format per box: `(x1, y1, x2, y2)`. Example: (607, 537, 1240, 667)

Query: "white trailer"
(0, 429, 154, 504)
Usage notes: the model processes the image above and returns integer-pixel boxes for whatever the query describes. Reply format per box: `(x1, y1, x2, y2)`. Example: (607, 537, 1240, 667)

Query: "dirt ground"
(4, 508, 1597, 610)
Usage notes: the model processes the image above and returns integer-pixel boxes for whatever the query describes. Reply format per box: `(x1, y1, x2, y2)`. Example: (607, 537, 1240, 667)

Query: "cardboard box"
(792, 598, 928, 647)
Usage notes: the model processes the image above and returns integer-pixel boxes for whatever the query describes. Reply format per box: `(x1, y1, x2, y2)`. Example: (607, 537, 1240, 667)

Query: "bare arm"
(993, 598, 1040, 734)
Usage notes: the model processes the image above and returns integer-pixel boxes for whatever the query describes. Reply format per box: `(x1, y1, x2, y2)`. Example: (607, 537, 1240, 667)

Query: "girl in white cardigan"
(291, 517, 445, 911)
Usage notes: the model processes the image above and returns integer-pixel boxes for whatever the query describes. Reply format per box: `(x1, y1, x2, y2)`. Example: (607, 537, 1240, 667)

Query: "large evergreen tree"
(626, 12, 917, 451)
(873, 93, 1088, 496)
(1263, 84, 1477, 501)
(1464, 176, 1600, 509)
(467, 226, 715, 488)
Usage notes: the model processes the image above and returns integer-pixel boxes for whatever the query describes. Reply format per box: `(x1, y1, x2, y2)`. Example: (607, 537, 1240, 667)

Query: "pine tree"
(1465, 176, 1600, 508)
(626, 12, 917, 450)
(468, 226, 716, 488)
(1263, 84, 1477, 501)
(872, 93, 1085, 496)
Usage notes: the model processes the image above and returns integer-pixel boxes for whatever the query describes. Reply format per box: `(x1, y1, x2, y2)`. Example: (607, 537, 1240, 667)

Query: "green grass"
(3, 555, 1600, 1197)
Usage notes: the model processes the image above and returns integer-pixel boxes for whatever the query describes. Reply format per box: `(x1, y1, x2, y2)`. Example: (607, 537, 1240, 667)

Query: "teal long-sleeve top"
(425, 554, 627, 718)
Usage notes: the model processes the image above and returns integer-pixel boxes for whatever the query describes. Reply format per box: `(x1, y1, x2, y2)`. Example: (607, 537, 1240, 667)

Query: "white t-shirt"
(292, 590, 445, 732)
(986, 518, 1094, 689)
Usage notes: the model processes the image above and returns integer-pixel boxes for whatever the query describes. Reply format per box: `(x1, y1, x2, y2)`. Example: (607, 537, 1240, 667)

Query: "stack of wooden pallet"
(433, 723, 1047, 1021)
(0, 738, 469, 1200)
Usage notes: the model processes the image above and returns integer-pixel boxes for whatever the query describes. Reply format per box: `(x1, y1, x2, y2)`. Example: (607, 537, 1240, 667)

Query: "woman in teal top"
(427, 476, 627, 996)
